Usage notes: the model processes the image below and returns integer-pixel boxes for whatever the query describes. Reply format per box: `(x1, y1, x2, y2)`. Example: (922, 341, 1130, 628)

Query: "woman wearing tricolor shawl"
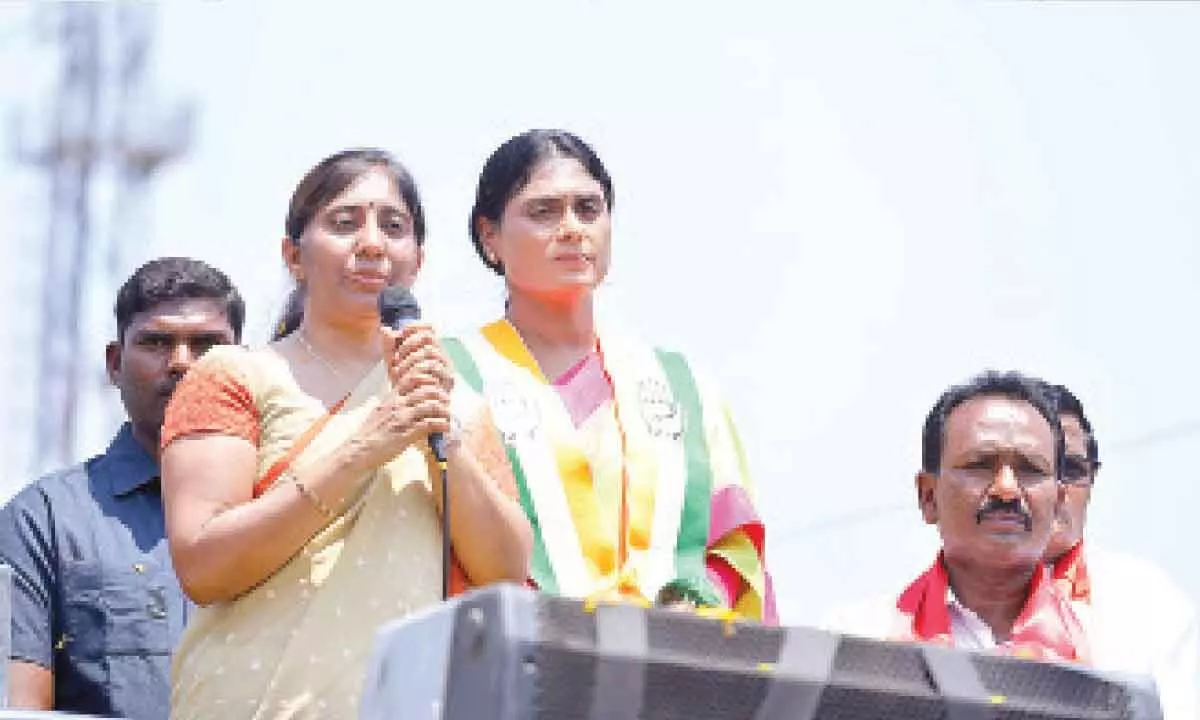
(444, 129, 777, 623)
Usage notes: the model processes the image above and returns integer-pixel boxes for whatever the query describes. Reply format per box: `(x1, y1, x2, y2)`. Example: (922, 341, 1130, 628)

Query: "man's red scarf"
(896, 553, 1089, 662)
(1050, 540, 1092, 604)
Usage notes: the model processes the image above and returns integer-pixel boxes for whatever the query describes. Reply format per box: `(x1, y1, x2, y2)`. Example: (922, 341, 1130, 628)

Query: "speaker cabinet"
(361, 584, 1162, 720)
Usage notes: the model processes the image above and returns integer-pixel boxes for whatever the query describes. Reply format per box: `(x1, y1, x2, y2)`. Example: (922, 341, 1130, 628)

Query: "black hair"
(115, 257, 244, 342)
(1044, 383, 1100, 467)
(272, 285, 305, 341)
(468, 129, 614, 275)
(286, 147, 426, 245)
(921, 370, 1065, 479)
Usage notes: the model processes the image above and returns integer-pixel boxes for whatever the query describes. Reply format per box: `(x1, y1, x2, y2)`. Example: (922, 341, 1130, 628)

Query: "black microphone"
(380, 285, 453, 602)
(379, 286, 447, 463)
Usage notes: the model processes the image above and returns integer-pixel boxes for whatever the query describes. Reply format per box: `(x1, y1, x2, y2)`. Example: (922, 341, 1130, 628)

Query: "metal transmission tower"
(13, 3, 191, 475)
(107, 3, 192, 282)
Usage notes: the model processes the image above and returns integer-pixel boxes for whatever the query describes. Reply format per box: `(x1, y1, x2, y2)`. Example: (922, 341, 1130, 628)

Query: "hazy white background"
(1, 0, 1198, 630)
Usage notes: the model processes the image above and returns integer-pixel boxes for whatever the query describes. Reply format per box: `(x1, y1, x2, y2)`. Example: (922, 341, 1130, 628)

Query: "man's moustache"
(975, 497, 1033, 531)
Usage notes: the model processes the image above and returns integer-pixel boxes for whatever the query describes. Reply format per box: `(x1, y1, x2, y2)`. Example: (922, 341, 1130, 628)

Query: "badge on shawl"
(490, 382, 541, 444)
(638, 378, 683, 439)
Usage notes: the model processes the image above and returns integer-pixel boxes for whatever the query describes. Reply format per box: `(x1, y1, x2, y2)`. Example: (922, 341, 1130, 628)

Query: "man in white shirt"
(1044, 383, 1197, 720)
(829, 371, 1089, 660)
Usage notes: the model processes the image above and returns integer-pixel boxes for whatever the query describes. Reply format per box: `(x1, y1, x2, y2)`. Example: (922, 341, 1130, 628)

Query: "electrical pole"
(12, 3, 190, 475)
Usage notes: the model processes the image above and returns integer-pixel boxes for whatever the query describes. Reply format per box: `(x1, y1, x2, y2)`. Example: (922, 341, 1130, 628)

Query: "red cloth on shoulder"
(896, 552, 1089, 663)
(1051, 540, 1092, 604)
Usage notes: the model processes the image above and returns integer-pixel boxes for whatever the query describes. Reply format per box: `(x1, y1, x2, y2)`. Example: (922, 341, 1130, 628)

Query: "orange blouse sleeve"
(161, 348, 261, 449)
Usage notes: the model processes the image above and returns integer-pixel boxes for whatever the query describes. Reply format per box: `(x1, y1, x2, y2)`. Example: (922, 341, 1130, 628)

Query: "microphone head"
(379, 285, 422, 329)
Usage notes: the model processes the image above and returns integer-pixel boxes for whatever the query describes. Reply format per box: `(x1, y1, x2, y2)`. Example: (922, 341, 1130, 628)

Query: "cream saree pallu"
(171, 348, 444, 720)
(444, 320, 776, 622)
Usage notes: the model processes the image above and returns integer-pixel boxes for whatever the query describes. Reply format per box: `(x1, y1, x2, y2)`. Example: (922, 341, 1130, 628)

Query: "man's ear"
(1054, 479, 1067, 520)
(916, 471, 938, 525)
(105, 341, 121, 387)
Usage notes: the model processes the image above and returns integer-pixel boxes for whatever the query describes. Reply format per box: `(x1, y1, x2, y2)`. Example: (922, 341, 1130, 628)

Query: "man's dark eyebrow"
(134, 330, 230, 341)
(949, 447, 1053, 467)
(133, 330, 172, 341)
(1014, 452, 1053, 469)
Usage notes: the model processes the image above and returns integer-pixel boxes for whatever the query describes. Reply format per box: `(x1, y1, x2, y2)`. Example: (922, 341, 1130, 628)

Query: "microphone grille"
(379, 286, 421, 328)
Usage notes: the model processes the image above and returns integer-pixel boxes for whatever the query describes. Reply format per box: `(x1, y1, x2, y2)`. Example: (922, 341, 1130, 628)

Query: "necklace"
(296, 329, 356, 382)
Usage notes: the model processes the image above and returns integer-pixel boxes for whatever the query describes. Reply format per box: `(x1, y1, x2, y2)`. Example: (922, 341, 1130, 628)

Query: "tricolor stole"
(442, 320, 725, 604)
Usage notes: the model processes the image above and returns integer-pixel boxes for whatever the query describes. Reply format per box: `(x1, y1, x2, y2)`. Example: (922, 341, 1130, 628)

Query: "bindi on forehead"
(328, 200, 409, 214)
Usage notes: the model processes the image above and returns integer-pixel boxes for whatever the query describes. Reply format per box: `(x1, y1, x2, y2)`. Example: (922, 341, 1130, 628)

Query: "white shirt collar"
(946, 586, 999, 650)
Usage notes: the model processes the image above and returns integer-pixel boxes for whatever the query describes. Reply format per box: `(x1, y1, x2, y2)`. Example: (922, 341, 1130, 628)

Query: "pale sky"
(1, 0, 1198, 629)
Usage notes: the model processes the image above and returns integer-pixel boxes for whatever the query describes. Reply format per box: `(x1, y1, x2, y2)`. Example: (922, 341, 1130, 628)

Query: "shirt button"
(147, 588, 168, 619)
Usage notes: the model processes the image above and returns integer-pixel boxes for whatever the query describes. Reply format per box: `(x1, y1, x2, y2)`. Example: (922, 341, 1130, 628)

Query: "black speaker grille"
(973, 655, 1132, 718)
(816, 685, 947, 719)
(533, 643, 596, 719)
(641, 612, 781, 718)
(642, 661, 771, 719)
(645, 610, 784, 667)
(522, 596, 1138, 719)
(831, 636, 938, 695)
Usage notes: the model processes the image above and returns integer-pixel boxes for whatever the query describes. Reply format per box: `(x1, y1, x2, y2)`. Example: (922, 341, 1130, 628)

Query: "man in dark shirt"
(0, 257, 244, 719)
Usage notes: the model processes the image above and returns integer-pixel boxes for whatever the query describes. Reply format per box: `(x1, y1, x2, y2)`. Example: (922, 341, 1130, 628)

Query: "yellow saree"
(169, 345, 451, 719)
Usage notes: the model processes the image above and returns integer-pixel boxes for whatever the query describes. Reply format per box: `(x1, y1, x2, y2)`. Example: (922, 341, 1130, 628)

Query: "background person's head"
(918, 371, 1065, 574)
(470, 129, 614, 306)
(108, 257, 243, 455)
(1043, 383, 1101, 561)
(277, 148, 427, 338)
